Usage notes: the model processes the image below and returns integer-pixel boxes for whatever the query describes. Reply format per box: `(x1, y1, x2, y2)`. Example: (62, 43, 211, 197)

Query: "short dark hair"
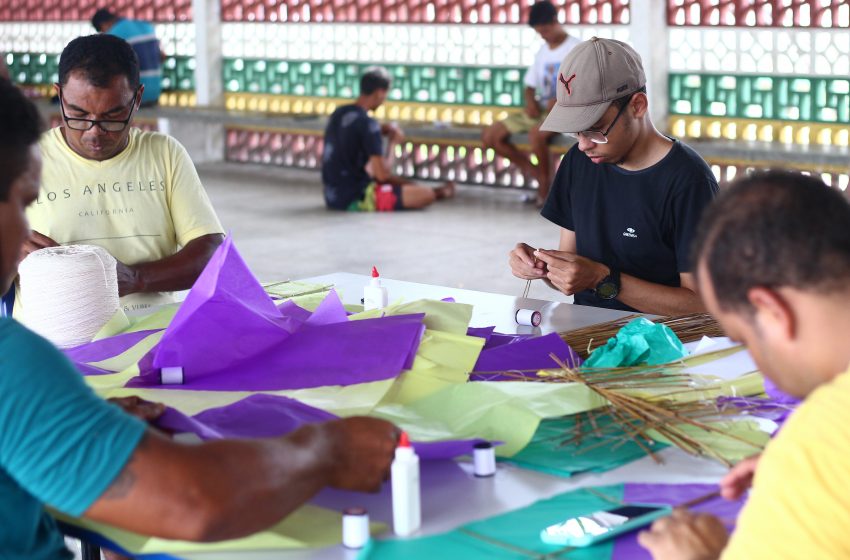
(360, 68, 391, 96)
(0, 79, 44, 201)
(693, 170, 850, 314)
(528, 1, 559, 26)
(91, 8, 117, 32)
(612, 85, 647, 108)
(58, 34, 140, 90)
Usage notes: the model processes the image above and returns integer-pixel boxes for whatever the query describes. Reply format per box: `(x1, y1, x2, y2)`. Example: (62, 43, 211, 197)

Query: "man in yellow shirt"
(638, 170, 850, 559)
(22, 34, 223, 314)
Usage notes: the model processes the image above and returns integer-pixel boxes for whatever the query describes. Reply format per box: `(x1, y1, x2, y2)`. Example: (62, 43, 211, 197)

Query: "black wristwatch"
(594, 268, 620, 300)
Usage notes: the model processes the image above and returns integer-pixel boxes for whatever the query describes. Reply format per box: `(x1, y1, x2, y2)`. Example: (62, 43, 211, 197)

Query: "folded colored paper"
(470, 332, 581, 380)
(359, 483, 745, 560)
(125, 238, 425, 391)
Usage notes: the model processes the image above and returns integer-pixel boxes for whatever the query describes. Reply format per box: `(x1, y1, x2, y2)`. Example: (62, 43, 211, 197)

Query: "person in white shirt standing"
(481, 1, 580, 205)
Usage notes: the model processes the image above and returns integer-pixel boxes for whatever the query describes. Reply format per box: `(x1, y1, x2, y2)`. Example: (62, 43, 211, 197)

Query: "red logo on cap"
(559, 73, 577, 95)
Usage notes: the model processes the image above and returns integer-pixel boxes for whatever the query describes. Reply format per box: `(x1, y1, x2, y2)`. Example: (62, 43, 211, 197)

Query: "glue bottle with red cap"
(391, 431, 421, 536)
(363, 266, 388, 311)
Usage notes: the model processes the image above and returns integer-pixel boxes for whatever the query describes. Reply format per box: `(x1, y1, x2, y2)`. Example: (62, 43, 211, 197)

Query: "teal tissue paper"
(581, 318, 687, 369)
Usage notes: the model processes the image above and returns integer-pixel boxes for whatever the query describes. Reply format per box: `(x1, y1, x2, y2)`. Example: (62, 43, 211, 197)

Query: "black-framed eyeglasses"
(58, 86, 140, 132)
(568, 93, 635, 144)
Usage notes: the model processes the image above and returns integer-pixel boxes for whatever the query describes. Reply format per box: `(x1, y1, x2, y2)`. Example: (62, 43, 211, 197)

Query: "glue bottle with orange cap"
(363, 266, 388, 311)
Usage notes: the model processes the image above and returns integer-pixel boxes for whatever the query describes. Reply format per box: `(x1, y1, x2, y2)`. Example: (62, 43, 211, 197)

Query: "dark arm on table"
(118, 233, 224, 296)
(85, 417, 397, 542)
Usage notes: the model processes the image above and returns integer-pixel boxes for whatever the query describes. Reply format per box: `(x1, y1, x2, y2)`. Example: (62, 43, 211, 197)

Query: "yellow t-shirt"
(722, 368, 850, 559)
(26, 127, 223, 314)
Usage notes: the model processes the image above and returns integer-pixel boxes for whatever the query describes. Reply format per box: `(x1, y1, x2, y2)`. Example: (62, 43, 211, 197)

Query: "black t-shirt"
(321, 104, 383, 210)
(540, 140, 718, 312)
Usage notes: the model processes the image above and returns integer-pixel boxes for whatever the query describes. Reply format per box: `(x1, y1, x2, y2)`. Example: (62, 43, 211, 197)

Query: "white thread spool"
(515, 308, 541, 327)
(160, 366, 184, 385)
(18, 245, 119, 349)
(473, 441, 497, 477)
(342, 507, 370, 549)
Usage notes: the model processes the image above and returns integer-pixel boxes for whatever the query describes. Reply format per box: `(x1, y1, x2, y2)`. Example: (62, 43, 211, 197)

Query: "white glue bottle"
(363, 266, 388, 311)
(391, 431, 421, 536)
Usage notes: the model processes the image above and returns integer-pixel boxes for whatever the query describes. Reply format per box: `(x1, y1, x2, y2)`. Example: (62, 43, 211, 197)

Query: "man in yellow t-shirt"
(638, 170, 850, 559)
(21, 34, 223, 314)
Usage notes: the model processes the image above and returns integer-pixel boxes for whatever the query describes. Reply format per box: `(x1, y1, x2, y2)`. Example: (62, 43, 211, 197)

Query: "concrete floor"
(198, 162, 573, 303)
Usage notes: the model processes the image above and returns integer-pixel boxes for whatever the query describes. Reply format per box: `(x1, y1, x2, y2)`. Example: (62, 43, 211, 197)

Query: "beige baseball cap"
(540, 37, 646, 133)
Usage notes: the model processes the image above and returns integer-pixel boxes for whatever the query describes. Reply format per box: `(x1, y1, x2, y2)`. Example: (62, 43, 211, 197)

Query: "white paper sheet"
(684, 338, 759, 381)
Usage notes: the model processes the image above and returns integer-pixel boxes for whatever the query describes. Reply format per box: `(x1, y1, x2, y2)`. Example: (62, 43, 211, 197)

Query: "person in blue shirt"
(322, 67, 455, 211)
(0, 77, 398, 558)
(91, 8, 163, 106)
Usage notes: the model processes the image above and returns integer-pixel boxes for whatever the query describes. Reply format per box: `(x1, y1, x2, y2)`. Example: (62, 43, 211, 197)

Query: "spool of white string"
(19, 244, 119, 348)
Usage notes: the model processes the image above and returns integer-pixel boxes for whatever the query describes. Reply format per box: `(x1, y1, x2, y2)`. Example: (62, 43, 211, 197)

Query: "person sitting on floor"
(322, 67, 455, 212)
(639, 170, 850, 559)
(481, 1, 580, 205)
(91, 8, 164, 107)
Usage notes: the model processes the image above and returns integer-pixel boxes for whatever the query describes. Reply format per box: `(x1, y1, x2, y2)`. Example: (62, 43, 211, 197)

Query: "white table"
(302, 272, 634, 335)
(159, 275, 726, 559)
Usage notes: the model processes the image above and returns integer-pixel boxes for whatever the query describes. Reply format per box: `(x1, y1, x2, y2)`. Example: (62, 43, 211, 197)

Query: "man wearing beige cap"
(508, 37, 718, 315)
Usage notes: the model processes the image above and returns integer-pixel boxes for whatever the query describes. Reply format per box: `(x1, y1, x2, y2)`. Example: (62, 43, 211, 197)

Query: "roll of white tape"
(473, 441, 496, 477)
(342, 507, 370, 549)
(161, 366, 184, 385)
(515, 308, 541, 327)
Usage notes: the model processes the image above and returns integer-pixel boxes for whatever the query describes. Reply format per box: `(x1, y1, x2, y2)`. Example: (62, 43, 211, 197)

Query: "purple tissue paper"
(470, 332, 582, 381)
(125, 238, 425, 391)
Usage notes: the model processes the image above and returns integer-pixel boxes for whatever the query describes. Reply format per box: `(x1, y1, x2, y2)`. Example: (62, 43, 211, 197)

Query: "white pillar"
(629, 0, 669, 133)
(192, 0, 222, 107)
(167, 0, 224, 162)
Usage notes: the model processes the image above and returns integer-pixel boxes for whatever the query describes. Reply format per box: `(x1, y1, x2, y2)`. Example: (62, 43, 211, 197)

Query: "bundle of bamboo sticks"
(487, 355, 764, 466)
(560, 312, 726, 359)
(548, 355, 762, 466)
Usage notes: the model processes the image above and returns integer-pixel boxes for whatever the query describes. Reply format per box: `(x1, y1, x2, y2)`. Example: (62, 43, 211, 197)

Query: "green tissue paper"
(582, 318, 687, 369)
